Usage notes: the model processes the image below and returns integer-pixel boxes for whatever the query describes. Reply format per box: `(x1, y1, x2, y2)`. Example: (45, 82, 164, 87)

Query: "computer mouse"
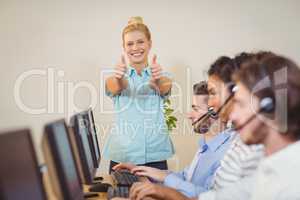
(94, 176, 104, 181)
(89, 183, 112, 193)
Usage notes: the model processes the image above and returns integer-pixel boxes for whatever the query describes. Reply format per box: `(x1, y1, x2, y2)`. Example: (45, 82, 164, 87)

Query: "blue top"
(164, 129, 235, 198)
(103, 66, 174, 164)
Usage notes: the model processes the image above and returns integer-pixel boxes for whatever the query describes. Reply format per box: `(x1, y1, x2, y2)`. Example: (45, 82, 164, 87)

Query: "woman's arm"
(150, 55, 172, 96)
(106, 76, 128, 95)
(105, 55, 128, 95)
(150, 76, 172, 96)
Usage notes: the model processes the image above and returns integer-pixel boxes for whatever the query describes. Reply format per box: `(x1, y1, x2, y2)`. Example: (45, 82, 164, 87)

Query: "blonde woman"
(104, 17, 174, 173)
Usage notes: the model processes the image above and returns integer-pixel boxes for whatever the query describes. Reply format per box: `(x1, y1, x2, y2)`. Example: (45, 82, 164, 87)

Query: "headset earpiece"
(260, 97, 274, 113)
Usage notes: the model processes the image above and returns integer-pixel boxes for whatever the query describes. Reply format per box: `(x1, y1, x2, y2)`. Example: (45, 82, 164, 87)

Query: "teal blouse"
(103, 66, 174, 164)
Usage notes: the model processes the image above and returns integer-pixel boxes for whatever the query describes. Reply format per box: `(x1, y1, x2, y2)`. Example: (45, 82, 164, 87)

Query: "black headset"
(235, 65, 276, 131)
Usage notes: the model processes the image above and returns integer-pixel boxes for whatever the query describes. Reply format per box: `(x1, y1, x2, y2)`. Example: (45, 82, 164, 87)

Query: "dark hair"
(233, 51, 275, 69)
(193, 81, 208, 95)
(234, 53, 300, 140)
(233, 52, 254, 69)
(208, 56, 236, 84)
(252, 51, 275, 62)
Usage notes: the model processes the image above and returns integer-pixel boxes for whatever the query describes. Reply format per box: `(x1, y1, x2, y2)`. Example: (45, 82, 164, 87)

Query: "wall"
(0, 0, 300, 172)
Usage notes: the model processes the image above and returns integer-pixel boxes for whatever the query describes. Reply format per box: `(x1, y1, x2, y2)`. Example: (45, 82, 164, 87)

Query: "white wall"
(1, 0, 300, 172)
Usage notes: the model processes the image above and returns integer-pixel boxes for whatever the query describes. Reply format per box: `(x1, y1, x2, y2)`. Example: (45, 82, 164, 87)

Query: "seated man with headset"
(127, 52, 300, 200)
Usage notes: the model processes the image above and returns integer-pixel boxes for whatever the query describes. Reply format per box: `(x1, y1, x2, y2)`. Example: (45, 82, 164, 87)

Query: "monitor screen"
(70, 114, 95, 184)
(87, 109, 101, 166)
(81, 109, 101, 168)
(67, 126, 85, 186)
(43, 120, 83, 200)
(0, 129, 46, 200)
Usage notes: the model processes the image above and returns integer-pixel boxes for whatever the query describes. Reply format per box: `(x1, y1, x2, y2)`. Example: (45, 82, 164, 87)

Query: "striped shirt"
(198, 141, 300, 200)
(211, 134, 264, 190)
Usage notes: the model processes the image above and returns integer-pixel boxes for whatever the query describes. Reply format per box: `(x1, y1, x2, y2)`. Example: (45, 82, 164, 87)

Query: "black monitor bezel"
(70, 114, 96, 185)
(0, 129, 46, 200)
(43, 120, 84, 200)
(87, 108, 101, 167)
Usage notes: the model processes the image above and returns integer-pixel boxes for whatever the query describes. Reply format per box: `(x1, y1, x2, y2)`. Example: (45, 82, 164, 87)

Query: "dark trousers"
(109, 160, 168, 174)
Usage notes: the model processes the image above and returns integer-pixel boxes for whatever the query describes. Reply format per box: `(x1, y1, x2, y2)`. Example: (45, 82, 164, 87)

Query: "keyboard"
(111, 170, 139, 186)
(107, 186, 129, 199)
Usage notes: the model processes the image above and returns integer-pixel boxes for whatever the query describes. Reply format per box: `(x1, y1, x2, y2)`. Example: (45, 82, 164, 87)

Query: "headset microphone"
(192, 83, 238, 133)
(235, 97, 274, 131)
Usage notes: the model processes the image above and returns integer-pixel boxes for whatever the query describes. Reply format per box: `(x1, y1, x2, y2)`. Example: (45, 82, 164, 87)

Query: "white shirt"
(251, 141, 300, 200)
(199, 141, 300, 200)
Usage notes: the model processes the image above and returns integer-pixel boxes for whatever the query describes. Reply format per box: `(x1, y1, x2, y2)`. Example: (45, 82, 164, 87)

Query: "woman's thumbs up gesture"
(114, 55, 127, 79)
(149, 54, 172, 95)
(150, 54, 162, 81)
(106, 55, 128, 95)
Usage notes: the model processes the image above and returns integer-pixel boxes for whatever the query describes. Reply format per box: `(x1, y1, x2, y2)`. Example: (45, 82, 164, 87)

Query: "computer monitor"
(70, 114, 96, 185)
(0, 129, 46, 200)
(83, 108, 101, 168)
(66, 126, 86, 186)
(42, 120, 84, 200)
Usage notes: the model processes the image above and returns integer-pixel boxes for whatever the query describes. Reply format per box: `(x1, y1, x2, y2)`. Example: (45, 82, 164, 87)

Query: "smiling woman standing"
(103, 16, 174, 173)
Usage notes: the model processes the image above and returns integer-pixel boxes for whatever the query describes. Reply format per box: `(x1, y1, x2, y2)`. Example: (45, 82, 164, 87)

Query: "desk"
(43, 167, 151, 200)
(82, 174, 115, 200)
(43, 172, 114, 200)
(43, 172, 148, 200)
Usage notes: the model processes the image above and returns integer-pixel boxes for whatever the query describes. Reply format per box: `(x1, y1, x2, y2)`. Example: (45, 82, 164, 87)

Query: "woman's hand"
(106, 55, 128, 95)
(150, 54, 162, 81)
(112, 162, 137, 171)
(131, 166, 168, 182)
(114, 55, 127, 79)
(149, 54, 172, 95)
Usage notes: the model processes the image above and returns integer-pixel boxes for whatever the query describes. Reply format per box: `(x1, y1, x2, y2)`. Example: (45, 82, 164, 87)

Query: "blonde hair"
(122, 16, 151, 42)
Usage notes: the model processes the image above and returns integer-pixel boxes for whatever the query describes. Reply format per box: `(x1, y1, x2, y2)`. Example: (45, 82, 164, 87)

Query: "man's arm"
(198, 176, 255, 200)
(163, 172, 210, 198)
